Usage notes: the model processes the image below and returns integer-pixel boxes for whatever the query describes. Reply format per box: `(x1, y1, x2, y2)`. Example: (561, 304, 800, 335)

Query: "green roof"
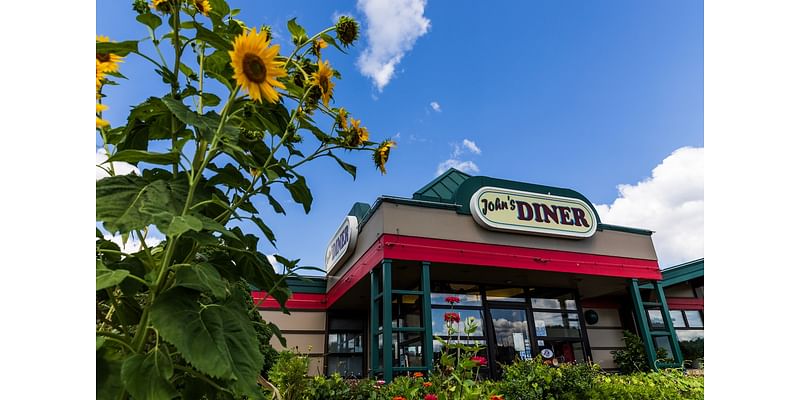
(413, 168, 472, 203)
(660, 258, 704, 287)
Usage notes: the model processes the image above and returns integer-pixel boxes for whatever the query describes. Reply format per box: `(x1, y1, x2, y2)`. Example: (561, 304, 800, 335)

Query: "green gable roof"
(413, 168, 472, 203)
(660, 258, 704, 287)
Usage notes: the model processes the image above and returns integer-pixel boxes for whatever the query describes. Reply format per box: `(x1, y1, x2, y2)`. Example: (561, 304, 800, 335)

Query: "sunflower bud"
(132, 0, 149, 14)
(150, 0, 173, 14)
(335, 16, 360, 47)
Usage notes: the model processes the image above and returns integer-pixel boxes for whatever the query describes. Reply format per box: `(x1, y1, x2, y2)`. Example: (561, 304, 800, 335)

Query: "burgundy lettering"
(542, 204, 559, 223)
(558, 207, 574, 225)
(516, 201, 533, 221)
(572, 207, 589, 227)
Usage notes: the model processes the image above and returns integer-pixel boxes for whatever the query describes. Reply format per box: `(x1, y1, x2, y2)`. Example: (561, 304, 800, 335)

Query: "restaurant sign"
(325, 216, 359, 274)
(469, 187, 597, 238)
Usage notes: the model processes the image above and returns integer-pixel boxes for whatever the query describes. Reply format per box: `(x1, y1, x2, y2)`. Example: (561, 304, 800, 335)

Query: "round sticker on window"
(540, 348, 554, 359)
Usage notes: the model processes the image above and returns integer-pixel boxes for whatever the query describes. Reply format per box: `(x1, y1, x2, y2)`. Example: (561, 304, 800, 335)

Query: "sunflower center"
(242, 53, 267, 83)
(96, 53, 110, 62)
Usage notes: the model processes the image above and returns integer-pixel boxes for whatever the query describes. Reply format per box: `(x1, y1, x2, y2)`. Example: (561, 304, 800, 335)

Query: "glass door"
(488, 307, 532, 376)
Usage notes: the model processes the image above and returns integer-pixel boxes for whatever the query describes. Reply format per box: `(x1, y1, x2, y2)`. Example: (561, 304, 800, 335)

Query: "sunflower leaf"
(328, 152, 357, 180)
(320, 33, 347, 54)
(120, 348, 178, 400)
(97, 40, 139, 56)
(136, 13, 162, 31)
(194, 22, 233, 51)
(106, 150, 181, 166)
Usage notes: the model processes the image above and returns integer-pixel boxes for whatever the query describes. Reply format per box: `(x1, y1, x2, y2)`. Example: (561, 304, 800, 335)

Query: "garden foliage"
(96, 1, 394, 399)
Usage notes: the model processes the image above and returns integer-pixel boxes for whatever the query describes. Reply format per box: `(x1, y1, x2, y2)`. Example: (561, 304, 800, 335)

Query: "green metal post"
(629, 278, 658, 369)
(382, 259, 393, 382)
(370, 268, 379, 377)
(421, 261, 433, 373)
(654, 280, 684, 368)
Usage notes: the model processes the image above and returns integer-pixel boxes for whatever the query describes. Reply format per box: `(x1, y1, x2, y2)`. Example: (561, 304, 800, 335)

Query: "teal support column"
(654, 280, 684, 368)
(629, 278, 658, 369)
(421, 261, 433, 373)
(369, 268, 380, 377)
(381, 259, 393, 381)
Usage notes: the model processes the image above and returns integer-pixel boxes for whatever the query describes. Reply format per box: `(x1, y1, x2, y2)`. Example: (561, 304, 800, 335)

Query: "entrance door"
(488, 308, 532, 376)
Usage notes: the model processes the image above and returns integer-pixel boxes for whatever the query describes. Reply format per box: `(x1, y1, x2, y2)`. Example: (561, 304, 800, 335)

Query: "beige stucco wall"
(584, 307, 625, 370)
(260, 310, 327, 376)
(664, 282, 696, 298)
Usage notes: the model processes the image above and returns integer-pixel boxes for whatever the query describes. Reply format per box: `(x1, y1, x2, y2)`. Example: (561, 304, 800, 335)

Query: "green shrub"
(612, 331, 650, 374)
(494, 357, 601, 400)
(679, 338, 704, 368)
(268, 350, 310, 400)
(588, 370, 704, 400)
(306, 374, 383, 400)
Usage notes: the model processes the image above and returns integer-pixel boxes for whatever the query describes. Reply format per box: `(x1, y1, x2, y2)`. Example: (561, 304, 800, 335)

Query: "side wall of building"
(259, 310, 327, 376)
(583, 307, 626, 370)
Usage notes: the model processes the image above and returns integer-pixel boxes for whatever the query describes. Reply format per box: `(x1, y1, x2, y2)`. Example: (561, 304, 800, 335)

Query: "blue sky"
(97, 0, 703, 271)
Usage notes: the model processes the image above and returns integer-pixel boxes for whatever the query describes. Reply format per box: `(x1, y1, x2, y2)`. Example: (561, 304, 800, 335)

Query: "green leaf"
(175, 263, 229, 299)
(160, 96, 237, 140)
(195, 22, 233, 51)
(284, 175, 313, 213)
(201, 92, 221, 107)
(97, 40, 139, 56)
(106, 150, 180, 166)
(97, 259, 131, 291)
(150, 288, 264, 398)
(320, 33, 347, 54)
(179, 63, 199, 81)
(96, 173, 190, 235)
(298, 117, 330, 143)
(166, 215, 203, 237)
(97, 348, 125, 400)
(96, 336, 106, 351)
(121, 349, 178, 400)
(287, 18, 308, 44)
(208, 163, 249, 189)
(250, 216, 276, 246)
(329, 153, 357, 180)
(136, 13, 162, 31)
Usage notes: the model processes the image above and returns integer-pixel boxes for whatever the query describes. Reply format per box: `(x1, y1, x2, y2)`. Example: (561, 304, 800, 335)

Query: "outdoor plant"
(96, 1, 395, 399)
(611, 330, 650, 374)
(493, 357, 600, 400)
(268, 349, 311, 400)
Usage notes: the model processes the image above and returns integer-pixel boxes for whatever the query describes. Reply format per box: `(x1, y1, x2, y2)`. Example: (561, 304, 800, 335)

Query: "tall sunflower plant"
(96, 1, 395, 399)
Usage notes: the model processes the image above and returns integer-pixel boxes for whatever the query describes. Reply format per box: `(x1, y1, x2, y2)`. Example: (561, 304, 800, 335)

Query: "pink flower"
(444, 296, 461, 304)
(471, 356, 487, 366)
(424, 395, 439, 400)
(443, 312, 460, 324)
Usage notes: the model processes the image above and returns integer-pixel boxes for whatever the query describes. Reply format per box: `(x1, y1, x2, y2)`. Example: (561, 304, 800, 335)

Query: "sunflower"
(151, 0, 172, 13)
(96, 59, 105, 94)
(96, 103, 109, 128)
(310, 60, 335, 107)
(194, 0, 211, 16)
(312, 38, 328, 58)
(337, 108, 349, 130)
(372, 140, 396, 174)
(229, 28, 287, 103)
(349, 118, 369, 145)
(96, 36, 123, 74)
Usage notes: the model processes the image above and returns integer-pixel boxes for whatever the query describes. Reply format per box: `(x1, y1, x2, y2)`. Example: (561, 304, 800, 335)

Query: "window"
(670, 309, 704, 365)
(431, 284, 488, 377)
(327, 317, 365, 378)
(531, 290, 586, 364)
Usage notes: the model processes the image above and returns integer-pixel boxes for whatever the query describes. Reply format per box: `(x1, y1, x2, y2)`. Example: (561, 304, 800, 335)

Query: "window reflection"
(533, 312, 582, 338)
(685, 310, 703, 327)
(431, 308, 484, 336)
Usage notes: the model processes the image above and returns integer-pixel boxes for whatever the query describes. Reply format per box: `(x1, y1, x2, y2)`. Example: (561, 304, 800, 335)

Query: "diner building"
(255, 169, 701, 380)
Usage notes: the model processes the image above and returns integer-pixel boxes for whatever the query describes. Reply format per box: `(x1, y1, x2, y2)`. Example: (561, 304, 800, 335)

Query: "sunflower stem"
(170, 8, 182, 177)
(284, 27, 336, 68)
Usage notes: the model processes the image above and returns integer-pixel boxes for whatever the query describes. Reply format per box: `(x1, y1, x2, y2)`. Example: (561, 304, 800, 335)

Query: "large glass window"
(431, 283, 482, 306)
(327, 317, 365, 378)
(530, 290, 586, 364)
(431, 308, 485, 336)
(532, 311, 582, 338)
(671, 309, 704, 366)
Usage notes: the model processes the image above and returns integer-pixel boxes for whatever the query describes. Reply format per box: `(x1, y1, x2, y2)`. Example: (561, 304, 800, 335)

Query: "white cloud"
(357, 0, 431, 91)
(594, 147, 704, 268)
(436, 159, 479, 175)
(436, 139, 482, 175)
(430, 101, 441, 112)
(96, 148, 139, 180)
(461, 139, 481, 155)
(103, 233, 163, 254)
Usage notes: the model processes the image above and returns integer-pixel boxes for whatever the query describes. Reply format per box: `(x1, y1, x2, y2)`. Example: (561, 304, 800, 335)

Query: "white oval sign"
(540, 348, 554, 359)
(469, 187, 597, 238)
(325, 216, 359, 274)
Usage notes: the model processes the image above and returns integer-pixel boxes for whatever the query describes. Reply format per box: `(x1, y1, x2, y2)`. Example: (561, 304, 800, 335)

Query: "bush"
(268, 350, 310, 400)
(306, 374, 381, 400)
(588, 370, 704, 400)
(612, 330, 650, 374)
(494, 357, 600, 400)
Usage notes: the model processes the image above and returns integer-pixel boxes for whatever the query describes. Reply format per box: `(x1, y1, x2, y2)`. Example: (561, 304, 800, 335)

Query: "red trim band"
(666, 297, 704, 310)
(251, 291, 327, 311)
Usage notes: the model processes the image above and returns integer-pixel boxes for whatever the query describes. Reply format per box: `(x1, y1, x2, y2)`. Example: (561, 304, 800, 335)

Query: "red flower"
(443, 312, 460, 323)
(444, 296, 461, 304)
(471, 356, 488, 366)
(413, 371, 424, 378)
(424, 395, 438, 400)
(489, 396, 504, 400)
(423, 381, 433, 388)
(392, 397, 407, 400)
